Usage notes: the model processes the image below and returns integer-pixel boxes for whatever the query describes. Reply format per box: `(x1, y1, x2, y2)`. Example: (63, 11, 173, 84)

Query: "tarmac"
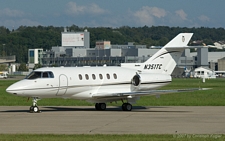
(0, 106, 224, 134)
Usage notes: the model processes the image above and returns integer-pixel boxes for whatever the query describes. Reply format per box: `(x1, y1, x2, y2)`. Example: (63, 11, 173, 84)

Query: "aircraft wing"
(92, 88, 210, 99)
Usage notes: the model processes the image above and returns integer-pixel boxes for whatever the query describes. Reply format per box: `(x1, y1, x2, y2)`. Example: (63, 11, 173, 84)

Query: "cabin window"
(106, 74, 110, 79)
(113, 73, 117, 79)
(85, 74, 89, 80)
(79, 74, 82, 80)
(99, 74, 103, 79)
(92, 74, 96, 80)
(201, 71, 204, 75)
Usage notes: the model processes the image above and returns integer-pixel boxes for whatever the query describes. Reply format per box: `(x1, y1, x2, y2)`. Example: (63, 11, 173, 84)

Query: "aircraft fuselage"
(7, 66, 171, 101)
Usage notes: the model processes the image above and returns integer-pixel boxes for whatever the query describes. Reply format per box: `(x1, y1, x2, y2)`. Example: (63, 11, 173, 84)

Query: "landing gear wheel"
(95, 103, 100, 110)
(122, 103, 132, 111)
(33, 106, 39, 113)
(95, 103, 106, 111)
(122, 103, 126, 111)
(29, 106, 40, 113)
(99, 103, 106, 110)
(29, 106, 34, 112)
(126, 103, 132, 111)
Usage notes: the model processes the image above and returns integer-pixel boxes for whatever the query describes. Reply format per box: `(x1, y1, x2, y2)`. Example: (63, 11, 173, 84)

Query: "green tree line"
(0, 25, 225, 63)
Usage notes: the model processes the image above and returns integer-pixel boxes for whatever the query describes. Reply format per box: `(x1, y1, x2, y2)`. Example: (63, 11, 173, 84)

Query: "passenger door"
(57, 74, 68, 95)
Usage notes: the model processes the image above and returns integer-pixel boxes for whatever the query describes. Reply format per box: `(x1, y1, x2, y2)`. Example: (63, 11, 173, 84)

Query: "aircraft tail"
(142, 33, 193, 75)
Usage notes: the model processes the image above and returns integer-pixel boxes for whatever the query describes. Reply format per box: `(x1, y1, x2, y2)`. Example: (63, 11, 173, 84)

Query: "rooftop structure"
(61, 29, 90, 48)
(0, 55, 16, 63)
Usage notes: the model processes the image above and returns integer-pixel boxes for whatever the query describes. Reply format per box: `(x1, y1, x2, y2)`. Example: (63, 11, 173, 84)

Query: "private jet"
(6, 33, 203, 113)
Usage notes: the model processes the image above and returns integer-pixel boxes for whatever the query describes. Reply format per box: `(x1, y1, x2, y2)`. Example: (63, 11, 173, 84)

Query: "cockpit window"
(42, 72, 48, 78)
(26, 71, 54, 79)
(26, 71, 42, 79)
(48, 72, 54, 78)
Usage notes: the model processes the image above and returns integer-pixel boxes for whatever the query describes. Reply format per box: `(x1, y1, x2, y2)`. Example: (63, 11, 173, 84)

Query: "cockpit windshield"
(26, 71, 54, 79)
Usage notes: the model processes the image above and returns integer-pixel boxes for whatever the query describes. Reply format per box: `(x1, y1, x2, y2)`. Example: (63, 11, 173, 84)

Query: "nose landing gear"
(29, 97, 41, 113)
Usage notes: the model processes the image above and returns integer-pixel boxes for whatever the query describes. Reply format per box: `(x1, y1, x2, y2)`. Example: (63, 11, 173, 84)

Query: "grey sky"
(0, 0, 224, 30)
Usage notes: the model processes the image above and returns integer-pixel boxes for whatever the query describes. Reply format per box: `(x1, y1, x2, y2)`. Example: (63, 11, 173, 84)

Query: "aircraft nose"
(6, 85, 16, 95)
(6, 84, 23, 95)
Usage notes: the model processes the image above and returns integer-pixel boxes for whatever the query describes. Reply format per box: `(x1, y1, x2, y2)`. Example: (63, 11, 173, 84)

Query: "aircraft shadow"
(43, 106, 148, 112)
(0, 106, 191, 113)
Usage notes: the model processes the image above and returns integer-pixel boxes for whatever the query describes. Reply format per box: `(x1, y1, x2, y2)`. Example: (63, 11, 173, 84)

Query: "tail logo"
(182, 36, 185, 42)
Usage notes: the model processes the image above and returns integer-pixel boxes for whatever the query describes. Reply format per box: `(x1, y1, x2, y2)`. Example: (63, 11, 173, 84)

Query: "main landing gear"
(95, 102, 133, 111)
(29, 97, 41, 113)
(95, 103, 106, 110)
(122, 103, 132, 111)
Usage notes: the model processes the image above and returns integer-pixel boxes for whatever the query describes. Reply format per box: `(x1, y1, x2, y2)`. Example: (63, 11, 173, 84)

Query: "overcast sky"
(0, 0, 224, 30)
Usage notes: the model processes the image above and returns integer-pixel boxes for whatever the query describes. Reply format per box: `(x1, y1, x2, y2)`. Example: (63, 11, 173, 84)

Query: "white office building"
(28, 48, 43, 70)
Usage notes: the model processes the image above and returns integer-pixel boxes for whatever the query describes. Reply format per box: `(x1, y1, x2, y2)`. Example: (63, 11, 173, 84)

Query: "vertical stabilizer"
(141, 33, 193, 75)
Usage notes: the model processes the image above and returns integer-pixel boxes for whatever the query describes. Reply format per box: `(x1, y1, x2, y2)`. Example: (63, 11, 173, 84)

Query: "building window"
(85, 74, 89, 80)
(99, 74, 103, 79)
(92, 74, 96, 80)
(113, 73, 117, 79)
(29, 50, 34, 57)
(106, 74, 110, 79)
(79, 74, 82, 80)
(29, 50, 34, 63)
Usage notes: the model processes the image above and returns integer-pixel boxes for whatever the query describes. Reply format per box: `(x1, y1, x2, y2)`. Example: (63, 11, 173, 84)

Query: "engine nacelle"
(131, 73, 171, 91)
(131, 74, 141, 86)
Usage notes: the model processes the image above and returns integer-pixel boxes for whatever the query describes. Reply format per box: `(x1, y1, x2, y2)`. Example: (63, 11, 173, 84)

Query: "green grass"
(0, 78, 225, 106)
(0, 134, 224, 141)
(136, 78, 225, 106)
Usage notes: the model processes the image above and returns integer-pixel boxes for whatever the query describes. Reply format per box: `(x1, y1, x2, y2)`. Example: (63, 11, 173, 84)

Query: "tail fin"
(142, 33, 193, 75)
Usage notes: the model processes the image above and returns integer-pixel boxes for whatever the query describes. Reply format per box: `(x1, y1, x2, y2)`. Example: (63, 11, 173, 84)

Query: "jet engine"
(131, 73, 172, 91)
(131, 74, 141, 86)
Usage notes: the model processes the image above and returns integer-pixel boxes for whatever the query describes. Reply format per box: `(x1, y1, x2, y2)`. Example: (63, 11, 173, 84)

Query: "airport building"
(218, 57, 225, 71)
(41, 41, 159, 67)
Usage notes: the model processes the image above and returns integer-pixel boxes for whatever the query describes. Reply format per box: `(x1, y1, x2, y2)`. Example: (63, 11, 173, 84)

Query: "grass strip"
(0, 78, 225, 106)
(0, 134, 224, 141)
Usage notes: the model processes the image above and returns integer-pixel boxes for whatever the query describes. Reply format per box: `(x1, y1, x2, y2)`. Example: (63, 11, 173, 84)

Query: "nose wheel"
(29, 98, 41, 113)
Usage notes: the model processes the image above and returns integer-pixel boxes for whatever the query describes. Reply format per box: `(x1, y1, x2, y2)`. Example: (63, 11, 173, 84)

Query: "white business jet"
(6, 33, 201, 113)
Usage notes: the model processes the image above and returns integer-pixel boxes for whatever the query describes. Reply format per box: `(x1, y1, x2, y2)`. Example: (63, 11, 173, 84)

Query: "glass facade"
(29, 50, 34, 63)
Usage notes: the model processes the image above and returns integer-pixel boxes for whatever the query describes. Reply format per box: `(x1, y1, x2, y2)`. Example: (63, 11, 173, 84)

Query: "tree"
(0, 64, 7, 71)
(33, 63, 42, 70)
(18, 63, 28, 71)
(1, 25, 225, 63)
